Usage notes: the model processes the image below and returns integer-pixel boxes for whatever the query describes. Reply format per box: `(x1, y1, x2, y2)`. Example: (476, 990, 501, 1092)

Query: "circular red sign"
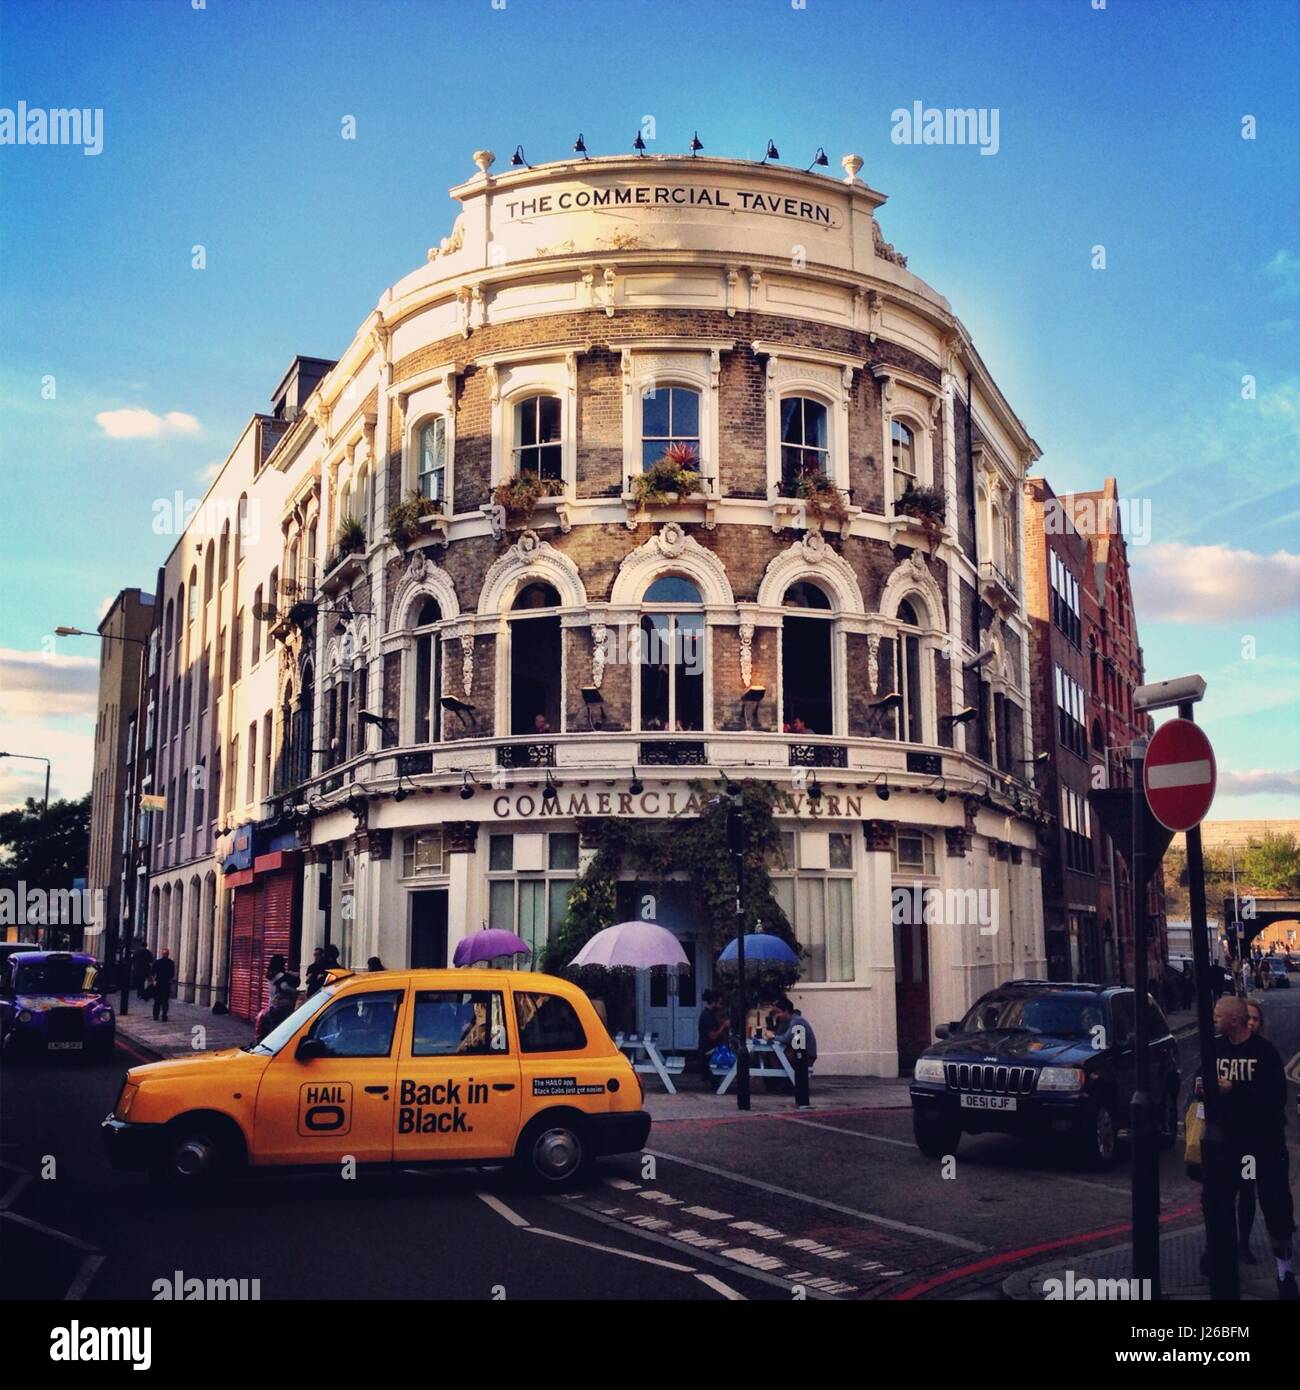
(1143, 717, 1217, 832)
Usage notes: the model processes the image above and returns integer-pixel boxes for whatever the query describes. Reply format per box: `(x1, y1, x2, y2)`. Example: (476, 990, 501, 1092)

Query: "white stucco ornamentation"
(879, 549, 947, 625)
(477, 534, 587, 613)
(756, 539, 865, 614)
(591, 622, 609, 688)
(739, 616, 755, 688)
(609, 525, 735, 606)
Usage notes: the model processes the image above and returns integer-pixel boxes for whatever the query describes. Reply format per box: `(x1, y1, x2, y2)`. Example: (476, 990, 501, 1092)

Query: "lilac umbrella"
(453, 928, 531, 966)
(570, 921, 689, 970)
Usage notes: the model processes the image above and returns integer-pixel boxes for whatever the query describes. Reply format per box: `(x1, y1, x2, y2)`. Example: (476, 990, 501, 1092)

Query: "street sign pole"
(1127, 750, 1160, 1298)
(1178, 700, 1238, 1300)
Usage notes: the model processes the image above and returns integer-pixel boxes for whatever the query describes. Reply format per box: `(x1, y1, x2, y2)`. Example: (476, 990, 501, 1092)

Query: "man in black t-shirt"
(1199, 996, 1296, 1300)
(697, 990, 730, 1087)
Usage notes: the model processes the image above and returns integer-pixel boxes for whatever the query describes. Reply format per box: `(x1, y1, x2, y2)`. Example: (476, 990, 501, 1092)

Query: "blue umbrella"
(717, 932, 798, 965)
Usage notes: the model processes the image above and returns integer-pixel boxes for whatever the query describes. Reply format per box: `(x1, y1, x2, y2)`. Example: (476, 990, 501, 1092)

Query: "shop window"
(893, 830, 937, 876)
(487, 833, 574, 963)
(641, 385, 700, 470)
(769, 834, 854, 982)
(402, 830, 445, 878)
(895, 599, 925, 744)
(412, 598, 442, 744)
(782, 580, 834, 735)
(779, 395, 829, 481)
(639, 575, 704, 732)
(509, 582, 561, 735)
(513, 395, 562, 480)
(412, 990, 508, 1056)
(515, 992, 587, 1052)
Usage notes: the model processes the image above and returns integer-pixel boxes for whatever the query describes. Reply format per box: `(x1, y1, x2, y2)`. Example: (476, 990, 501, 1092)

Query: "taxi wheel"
(152, 1118, 240, 1195)
(516, 1113, 592, 1189)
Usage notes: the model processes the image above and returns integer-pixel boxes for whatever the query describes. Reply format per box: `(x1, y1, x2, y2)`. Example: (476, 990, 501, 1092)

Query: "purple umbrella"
(570, 921, 688, 970)
(453, 928, 531, 966)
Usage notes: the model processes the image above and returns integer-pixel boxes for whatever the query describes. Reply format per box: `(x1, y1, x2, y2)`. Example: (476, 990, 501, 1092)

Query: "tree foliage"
(0, 794, 92, 889)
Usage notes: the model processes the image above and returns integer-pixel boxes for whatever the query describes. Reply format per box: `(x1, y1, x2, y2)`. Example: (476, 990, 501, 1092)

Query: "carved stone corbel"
(738, 616, 755, 689)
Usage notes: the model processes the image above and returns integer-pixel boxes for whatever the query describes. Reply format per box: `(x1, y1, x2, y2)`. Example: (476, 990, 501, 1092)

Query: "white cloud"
(95, 408, 201, 439)
(1132, 543, 1300, 623)
(0, 647, 99, 720)
(1218, 769, 1300, 796)
(1264, 249, 1300, 299)
(198, 460, 222, 482)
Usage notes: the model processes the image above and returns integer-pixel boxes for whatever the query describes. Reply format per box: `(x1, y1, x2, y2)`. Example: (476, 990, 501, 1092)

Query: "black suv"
(909, 980, 1181, 1169)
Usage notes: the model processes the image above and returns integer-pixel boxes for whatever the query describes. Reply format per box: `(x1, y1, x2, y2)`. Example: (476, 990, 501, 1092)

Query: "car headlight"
(1037, 1066, 1085, 1092)
(17, 1010, 33, 1024)
(116, 1081, 138, 1119)
(913, 1057, 946, 1084)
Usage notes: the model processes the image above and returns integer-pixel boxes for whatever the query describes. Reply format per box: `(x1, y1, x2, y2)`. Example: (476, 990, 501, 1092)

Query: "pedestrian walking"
(255, 954, 301, 1042)
(1236, 999, 1268, 1260)
(766, 996, 816, 1109)
(130, 941, 153, 1000)
(1198, 995, 1296, 1299)
(149, 948, 175, 1022)
(696, 988, 730, 1088)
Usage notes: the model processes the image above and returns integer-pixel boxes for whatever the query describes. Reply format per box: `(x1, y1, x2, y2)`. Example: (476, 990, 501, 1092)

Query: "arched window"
(779, 396, 829, 480)
(218, 522, 229, 585)
(355, 463, 371, 539)
(287, 539, 300, 595)
(235, 495, 248, 567)
(891, 420, 916, 497)
(419, 418, 447, 503)
(296, 663, 314, 785)
(266, 567, 279, 658)
(412, 599, 441, 744)
(895, 599, 926, 744)
(639, 575, 704, 732)
(641, 385, 700, 469)
(305, 520, 317, 589)
(513, 395, 562, 480)
(509, 582, 561, 735)
(782, 581, 834, 735)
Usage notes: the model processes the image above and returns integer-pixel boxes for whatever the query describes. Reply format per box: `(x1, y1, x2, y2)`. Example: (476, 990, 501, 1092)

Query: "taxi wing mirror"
(295, 1037, 329, 1061)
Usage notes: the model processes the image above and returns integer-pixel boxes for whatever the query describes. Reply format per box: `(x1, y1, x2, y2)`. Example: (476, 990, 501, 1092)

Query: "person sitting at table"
(697, 988, 730, 1087)
(765, 996, 817, 1107)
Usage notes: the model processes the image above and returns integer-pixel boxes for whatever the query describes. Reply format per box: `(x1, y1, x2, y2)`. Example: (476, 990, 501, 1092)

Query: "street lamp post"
(724, 783, 751, 1112)
(57, 625, 149, 1015)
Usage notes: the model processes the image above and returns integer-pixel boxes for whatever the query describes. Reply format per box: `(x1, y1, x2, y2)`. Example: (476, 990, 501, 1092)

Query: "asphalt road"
(4, 986, 1298, 1302)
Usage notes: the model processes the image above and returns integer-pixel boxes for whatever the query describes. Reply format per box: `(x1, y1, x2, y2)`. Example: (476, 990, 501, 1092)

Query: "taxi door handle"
(492, 1083, 515, 1092)
(364, 1086, 390, 1095)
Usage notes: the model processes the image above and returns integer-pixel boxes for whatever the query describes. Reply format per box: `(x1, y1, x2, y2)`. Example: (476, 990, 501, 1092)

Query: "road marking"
(475, 1190, 530, 1228)
(695, 1272, 746, 1299)
(64, 1254, 106, 1301)
(645, 1148, 985, 1252)
(526, 1224, 698, 1272)
(784, 1116, 913, 1148)
(1, 1208, 101, 1253)
(0, 1173, 32, 1210)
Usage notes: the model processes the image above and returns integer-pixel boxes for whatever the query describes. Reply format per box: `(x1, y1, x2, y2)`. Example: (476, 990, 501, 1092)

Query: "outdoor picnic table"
(712, 1035, 811, 1095)
(613, 1032, 685, 1093)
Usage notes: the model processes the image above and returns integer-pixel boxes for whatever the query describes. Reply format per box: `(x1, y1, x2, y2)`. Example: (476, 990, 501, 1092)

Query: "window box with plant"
(387, 492, 447, 549)
(320, 514, 367, 593)
(631, 442, 705, 508)
(777, 468, 851, 530)
(894, 483, 946, 543)
(491, 471, 565, 530)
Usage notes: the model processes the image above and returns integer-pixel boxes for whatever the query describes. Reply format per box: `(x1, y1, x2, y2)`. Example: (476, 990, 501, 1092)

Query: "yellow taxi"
(102, 968, 650, 1191)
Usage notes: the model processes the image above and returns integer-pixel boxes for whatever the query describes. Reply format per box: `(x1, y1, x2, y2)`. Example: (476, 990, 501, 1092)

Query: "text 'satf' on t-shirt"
(1206, 1033, 1289, 1142)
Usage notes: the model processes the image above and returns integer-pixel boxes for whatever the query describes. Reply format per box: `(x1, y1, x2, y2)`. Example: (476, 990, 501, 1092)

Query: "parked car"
(103, 967, 650, 1192)
(0, 951, 115, 1060)
(909, 980, 1181, 1170)
(0, 942, 42, 986)
(1263, 957, 1291, 988)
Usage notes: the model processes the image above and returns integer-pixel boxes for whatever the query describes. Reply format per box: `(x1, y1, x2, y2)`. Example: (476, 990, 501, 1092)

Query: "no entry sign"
(1143, 718, 1217, 832)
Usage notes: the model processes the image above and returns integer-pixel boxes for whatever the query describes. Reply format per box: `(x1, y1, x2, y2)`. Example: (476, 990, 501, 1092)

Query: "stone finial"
(473, 149, 495, 174)
(841, 153, 864, 184)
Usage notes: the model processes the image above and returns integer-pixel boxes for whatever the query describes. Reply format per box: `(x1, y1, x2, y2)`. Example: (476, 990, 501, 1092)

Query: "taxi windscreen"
(13, 960, 99, 994)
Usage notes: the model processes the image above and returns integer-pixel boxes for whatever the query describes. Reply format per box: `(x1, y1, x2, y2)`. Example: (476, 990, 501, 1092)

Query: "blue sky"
(1, 0, 1297, 818)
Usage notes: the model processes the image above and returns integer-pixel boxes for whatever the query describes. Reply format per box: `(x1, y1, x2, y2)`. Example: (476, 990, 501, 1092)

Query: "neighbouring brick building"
(123, 149, 1049, 1074)
(1023, 478, 1100, 980)
(1061, 478, 1167, 984)
(86, 588, 154, 962)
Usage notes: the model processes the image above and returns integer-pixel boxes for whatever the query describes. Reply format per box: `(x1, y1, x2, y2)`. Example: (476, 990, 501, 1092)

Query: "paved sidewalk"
(643, 1074, 912, 1121)
(1003, 1222, 1285, 1301)
(116, 997, 254, 1060)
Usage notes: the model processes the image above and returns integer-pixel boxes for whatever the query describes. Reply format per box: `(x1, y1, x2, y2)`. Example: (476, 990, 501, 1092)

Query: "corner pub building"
(141, 149, 1046, 1076)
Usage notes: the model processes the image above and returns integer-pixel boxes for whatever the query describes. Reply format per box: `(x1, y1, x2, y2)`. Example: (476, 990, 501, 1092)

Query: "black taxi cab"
(102, 968, 651, 1191)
